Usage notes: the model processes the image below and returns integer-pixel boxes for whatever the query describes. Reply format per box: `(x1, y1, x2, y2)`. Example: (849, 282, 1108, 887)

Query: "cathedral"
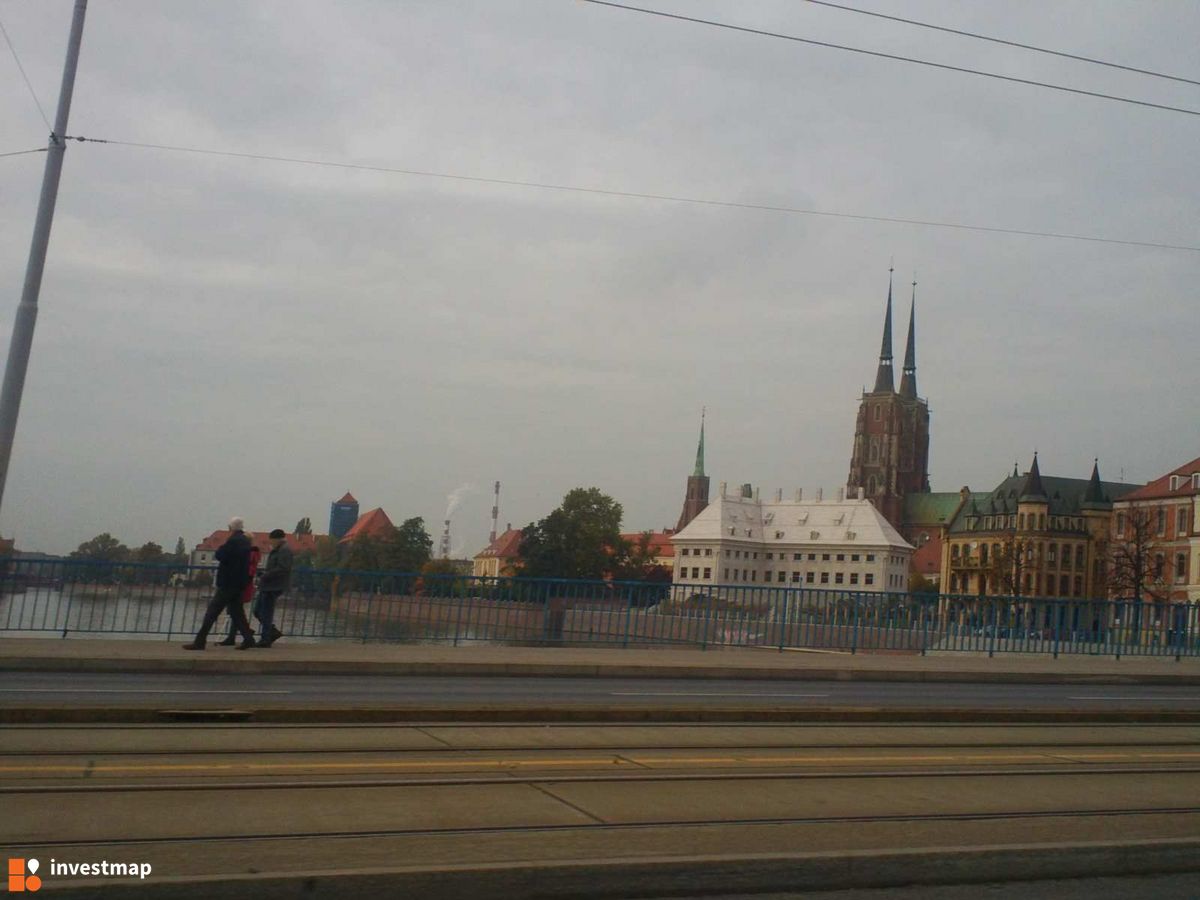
(846, 272, 932, 535)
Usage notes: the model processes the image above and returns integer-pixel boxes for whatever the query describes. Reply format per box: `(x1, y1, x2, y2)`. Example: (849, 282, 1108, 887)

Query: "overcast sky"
(1, 0, 1197, 557)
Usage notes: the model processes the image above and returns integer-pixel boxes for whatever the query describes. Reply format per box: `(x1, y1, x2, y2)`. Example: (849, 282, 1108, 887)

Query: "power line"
(0, 15, 52, 132)
(804, 0, 1200, 88)
(0, 147, 46, 159)
(63, 136, 1200, 253)
(577, 0, 1200, 118)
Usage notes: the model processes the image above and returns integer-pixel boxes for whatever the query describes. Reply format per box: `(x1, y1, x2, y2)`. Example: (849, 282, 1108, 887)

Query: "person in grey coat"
(254, 528, 293, 647)
(184, 517, 255, 650)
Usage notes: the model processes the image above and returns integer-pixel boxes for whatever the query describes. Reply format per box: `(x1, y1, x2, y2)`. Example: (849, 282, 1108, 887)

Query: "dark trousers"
(195, 585, 254, 647)
(256, 590, 283, 640)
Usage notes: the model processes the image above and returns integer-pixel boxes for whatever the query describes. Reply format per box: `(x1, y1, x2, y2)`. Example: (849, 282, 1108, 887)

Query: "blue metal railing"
(0, 558, 1196, 658)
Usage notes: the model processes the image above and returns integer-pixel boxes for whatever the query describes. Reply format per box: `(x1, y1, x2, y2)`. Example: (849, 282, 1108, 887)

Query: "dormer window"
(1170, 475, 1181, 491)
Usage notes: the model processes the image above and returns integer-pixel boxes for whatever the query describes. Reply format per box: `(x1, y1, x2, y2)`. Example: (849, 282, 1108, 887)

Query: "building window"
(766, 553, 774, 560)
(765, 571, 773, 582)
(691, 567, 700, 579)
(1154, 554, 1165, 579)
(866, 554, 875, 562)
(751, 571, 757, 582)
(822, 553, 831, 561)
(850, 573, 859, 585)
(806, 572, 815, 583)
(1157, 508, 1166, 535)
(1178, 508, 1188, 536)
(808, 553, 816, 561)
(980, 544, 989, 565)
(1018, 513, 1025, 530)
(703, 567, 711, 580)
(1175, 554, 1186, 580)
(873, 405, 880, 421)
(734, 550, 741, 559)
(1060, 575, 1070, 595)
(820, 572, 830, 584)
(1074, 576, 1083, 597)
(951, 544, 960, 559)
(836, 553, 845, 561)
(705, 548, 713, 557)
(681, 548, 689, 556)
(835, 573, 844, 584)
(791, 571, 801, 583)
(793, 553, 802, 561)
(723, 568, 729, 580)
(778, 571, 786, 583)
(851, 554, 860, 561)
(1038, 514, 1045, 530)
(1047, 544, 1057, 565)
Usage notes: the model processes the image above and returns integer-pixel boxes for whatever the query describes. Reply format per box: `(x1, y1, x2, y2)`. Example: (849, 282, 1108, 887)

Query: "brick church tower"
(676, 411, 710, 532)
(847, 272, 930, 530)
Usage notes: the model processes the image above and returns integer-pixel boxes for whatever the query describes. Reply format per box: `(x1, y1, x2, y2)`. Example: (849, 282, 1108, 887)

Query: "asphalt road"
(3, 722, 1196, 897)
(0, 671, 1197, 709)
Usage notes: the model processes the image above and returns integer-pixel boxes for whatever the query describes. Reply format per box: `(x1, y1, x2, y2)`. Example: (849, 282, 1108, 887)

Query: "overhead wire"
(0, 15, 52, 132)
(61, 136, 1200, 253)
(804, 0, 1200, 87)
(576, 0, 1200, 118)
(0, 147, 46, 159)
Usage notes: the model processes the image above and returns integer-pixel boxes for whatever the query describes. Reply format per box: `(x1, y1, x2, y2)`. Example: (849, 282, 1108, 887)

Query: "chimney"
(795, 488, 803, 502)
(837, 487, 845, 502)
(753, 487, 760, 501)
(816, 487, 824, 501)
(774, 488, 783, 502)
(719, 481, 727, 498)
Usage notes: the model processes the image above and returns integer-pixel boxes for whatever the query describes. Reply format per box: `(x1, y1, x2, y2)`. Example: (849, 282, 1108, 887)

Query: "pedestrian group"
(184, 517, 293, 651)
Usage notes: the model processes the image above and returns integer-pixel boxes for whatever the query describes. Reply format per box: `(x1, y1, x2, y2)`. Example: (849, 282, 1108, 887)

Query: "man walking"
(184, 517, 256, 650)
(255, 528, 293, 648)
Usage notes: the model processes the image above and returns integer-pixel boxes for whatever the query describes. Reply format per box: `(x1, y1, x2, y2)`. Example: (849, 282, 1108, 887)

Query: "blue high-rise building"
(329, 492, 359, 539)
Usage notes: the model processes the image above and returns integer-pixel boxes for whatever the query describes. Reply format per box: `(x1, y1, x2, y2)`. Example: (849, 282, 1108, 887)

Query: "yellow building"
(941, 455, 1139, 600)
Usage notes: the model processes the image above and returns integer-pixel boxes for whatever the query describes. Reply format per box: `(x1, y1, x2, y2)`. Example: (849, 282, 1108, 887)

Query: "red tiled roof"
(1117, 456, 1200, 502)
(475, 528, 522, 560)
(335, 492, 357, 505)
(911, 532, 942, 576)
(339, 507, 394, 544)
(620, 531, 676, 558)
(195, 530, 323, 555)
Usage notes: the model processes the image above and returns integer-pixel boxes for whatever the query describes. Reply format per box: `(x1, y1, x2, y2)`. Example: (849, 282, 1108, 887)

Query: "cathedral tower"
(676, 411, 710, 532)
(847, 272, 930, 530)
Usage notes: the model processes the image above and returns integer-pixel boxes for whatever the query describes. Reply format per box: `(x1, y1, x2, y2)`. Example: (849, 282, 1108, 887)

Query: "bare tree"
(987, 535, 1029, 598)
(1108, 508, 1168, 636)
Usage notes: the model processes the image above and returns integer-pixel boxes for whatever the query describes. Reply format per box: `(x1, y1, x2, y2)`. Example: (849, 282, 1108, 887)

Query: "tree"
(612, 531, 670, 582)
(71, 533, 130, 562)
(133, 541, 165, 564)
(172, 537, 188, 564)
(986, 536, 1030, 598)
(518, 488, 627, 580)
(294, 517, 312, 535)
(381, 517, 433, 573)
(1108, 508, 1168, 636)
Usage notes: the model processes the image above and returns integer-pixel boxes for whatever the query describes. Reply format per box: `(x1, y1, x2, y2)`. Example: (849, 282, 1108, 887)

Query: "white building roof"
(672, 491, 913, 551)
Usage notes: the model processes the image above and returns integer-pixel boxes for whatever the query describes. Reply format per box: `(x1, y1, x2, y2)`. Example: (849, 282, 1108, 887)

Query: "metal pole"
(0, 0, 88, 516)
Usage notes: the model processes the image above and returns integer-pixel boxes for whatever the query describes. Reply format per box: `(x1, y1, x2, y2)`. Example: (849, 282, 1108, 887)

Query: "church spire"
(898, 278, 917, 399)
(873, 268, 895, 393)
(1020, 452, 1047, 500)
(693, 408, 706, 477)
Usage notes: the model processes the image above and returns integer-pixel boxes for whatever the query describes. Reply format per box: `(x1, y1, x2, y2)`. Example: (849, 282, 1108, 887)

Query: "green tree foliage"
(133, 541, 165, 564)
(71, 533, 130, 562)
(172, 537, 187, 563)
(383, 517, 433, 572)
(518, 487, 627, 579)
(294, 517, 312, 535)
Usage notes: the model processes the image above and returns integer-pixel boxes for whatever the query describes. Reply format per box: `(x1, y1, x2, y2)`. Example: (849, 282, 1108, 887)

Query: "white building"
(671, 483, 913, 594)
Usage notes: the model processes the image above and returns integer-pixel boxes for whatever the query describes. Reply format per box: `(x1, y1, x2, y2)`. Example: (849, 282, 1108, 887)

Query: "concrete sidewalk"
(1, 637, 1197, 684)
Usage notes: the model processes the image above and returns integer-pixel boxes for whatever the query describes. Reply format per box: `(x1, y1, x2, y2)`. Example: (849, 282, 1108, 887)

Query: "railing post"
(988, 599, 997, 658)
(361, 591, 373, 643)
(700, 589, 712, 651)
(452, 580, 465, 647)
(623, 587, 632, 649)
(850, 592, 859, 655)
(778, 589, 788, 653)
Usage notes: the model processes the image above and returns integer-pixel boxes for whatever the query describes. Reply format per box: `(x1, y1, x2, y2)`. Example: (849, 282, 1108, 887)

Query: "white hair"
(228, 516, 245, 531)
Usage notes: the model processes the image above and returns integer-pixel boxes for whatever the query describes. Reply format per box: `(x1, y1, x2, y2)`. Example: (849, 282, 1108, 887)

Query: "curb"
(42, 838, 1200, 899)
(5, 705, 1200, 725)
(2, 654, 1199, 685)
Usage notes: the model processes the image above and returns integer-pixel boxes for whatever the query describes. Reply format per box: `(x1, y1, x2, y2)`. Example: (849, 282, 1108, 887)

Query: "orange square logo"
(7, 858, 42, 892)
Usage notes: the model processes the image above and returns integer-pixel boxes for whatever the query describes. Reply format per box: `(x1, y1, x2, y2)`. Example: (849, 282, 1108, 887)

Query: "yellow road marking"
(0, 750, 1197, 776)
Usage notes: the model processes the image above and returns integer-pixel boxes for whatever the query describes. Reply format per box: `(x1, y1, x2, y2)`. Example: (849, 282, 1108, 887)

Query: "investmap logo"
(8, 857, 153, 890)
(7, 859, 41, 892)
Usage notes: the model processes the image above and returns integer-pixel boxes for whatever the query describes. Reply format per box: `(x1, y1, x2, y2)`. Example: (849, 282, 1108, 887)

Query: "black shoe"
(269, 626, 282, 642)
(236, 640, 256, 650)
(257, 640, 272, 649)
(182, 642, 205, 651)
(216, 637, 236, 646)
